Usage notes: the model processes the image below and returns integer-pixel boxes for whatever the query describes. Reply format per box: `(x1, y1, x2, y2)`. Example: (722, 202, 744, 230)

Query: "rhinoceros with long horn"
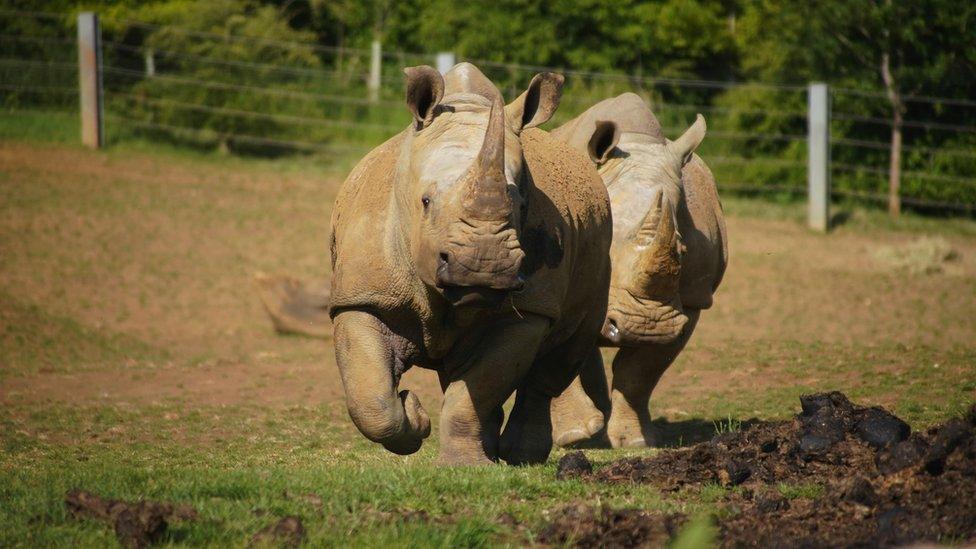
(326, 63, 611, 464)
(547, 92, 728, 448)
(254, 91, 724, 451)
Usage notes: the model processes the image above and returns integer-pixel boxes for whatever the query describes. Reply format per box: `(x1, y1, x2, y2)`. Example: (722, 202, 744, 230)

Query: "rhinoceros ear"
(504, 72, 564, 134)
(587, 120, 620, 165)
(403, 65, 445, 130)
(667, 114, 706, 167)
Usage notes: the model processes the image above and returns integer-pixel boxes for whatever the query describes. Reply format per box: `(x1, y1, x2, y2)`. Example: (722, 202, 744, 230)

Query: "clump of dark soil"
(547, 393, 976, 547)
(538, 504, 686, 548)
(250, 516, 306, 547)
(556, 450, 593, 480)
(65, 489, 197, 548)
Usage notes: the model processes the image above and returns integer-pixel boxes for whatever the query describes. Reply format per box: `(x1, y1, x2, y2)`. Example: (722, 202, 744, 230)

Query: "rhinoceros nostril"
(438, 252, 450, 267)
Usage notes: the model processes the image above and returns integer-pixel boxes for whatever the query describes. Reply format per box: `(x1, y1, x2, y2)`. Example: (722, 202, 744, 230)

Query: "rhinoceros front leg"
(333, 309, 430, 455)
(500, 329, 603, 464)
(550, 347, 611, 447)
(439, 314, 549, 465)
(606, 309, 700, 448)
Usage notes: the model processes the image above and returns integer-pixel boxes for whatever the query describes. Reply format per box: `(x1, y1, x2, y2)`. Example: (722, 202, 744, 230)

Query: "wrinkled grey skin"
(326, 63, 611, 464)
(548, 93, 728, 448)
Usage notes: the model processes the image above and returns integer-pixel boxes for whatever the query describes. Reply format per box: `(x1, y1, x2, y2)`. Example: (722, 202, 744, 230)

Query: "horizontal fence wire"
(0, 57, 78, 71)
(106, 114, 373, 154)
(832, 188, 976, 213)
(830, 137, 976, 158)
(107, 91, 404, 133)
(0, 83, 77, 94)
(104, 41, 358, 80)
(102, 65, 400, 107)
(104, 18, 367, 57)
(833, 163, 976, 187)
(832, 87, 976, 109)
(832, 112, 976, 133)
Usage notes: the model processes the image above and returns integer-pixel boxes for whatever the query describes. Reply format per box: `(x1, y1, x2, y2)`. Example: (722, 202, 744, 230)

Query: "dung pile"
(65, 490, 198, 548)
(547, 392, 976, 547)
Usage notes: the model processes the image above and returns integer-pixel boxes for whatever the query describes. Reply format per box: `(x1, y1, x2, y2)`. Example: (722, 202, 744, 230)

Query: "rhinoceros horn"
(635, 193, 681, 295)
(460, 92, 510, 221)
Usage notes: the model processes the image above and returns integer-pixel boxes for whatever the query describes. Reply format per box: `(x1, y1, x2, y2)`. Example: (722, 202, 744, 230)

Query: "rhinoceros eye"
(421, 196, 431, 210)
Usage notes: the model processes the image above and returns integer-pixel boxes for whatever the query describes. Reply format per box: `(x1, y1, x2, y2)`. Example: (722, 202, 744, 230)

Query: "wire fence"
(1, 9, 974, 215)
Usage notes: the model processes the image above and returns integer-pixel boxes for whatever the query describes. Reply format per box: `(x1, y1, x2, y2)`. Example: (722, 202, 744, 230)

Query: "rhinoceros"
(326, 63, 611, 465)
(255, 91, 725, 451)
(548, 93, 728, 448)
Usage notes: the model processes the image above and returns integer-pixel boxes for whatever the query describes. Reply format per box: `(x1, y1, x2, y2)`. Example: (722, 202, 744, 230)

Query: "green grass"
(712, 414, 742, 435)
(0, 403, 688, 547)
(776, 482, 824, 500)
(0, 110, 80, 145)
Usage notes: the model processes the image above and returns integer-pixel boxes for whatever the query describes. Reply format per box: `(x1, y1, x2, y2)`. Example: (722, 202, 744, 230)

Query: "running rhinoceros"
(548, 93, 728, 448)
(327, 63, 611, 464)
(254, 91, 725, 451)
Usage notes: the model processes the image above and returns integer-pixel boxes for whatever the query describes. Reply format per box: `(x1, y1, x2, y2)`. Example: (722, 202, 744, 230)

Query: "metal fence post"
(77, 12, 103, 148)
(368, 39, 381, 103)
(807, 83, 830, 232)
(436, 52, 455, 75)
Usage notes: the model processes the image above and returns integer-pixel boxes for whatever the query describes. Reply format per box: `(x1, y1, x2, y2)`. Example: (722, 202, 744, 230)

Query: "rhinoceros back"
(677, 154, 728, 310)
(513, 129, 612, 350)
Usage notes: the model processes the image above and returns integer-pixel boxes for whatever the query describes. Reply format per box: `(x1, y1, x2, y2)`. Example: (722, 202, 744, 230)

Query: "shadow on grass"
(651, 417, 766, 448)
(566, 417, 766, 450)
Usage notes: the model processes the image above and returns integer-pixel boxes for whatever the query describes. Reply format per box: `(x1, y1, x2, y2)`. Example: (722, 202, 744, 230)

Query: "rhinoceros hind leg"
(254, 273, 332, 339)
(551, 347, 610, 447)
(606, 310, 700, 448)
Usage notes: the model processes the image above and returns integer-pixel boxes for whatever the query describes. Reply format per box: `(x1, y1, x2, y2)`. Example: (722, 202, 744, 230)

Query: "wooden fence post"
(807, 82, 830, 232)
(77, 12, 103, 149)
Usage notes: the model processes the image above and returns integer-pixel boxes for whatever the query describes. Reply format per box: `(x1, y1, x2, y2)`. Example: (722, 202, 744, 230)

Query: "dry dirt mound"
(538, 504, 686, 548)
(550, 392, 976, 547)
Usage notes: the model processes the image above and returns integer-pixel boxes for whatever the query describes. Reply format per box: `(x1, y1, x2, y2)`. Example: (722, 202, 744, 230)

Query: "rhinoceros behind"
(328, 63, 611, 464)
(549, 93, 728, 448)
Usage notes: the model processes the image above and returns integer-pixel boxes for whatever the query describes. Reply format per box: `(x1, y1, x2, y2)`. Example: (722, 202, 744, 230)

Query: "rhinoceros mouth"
(600, 287, 687, 346)
(442, 286, 509, 308)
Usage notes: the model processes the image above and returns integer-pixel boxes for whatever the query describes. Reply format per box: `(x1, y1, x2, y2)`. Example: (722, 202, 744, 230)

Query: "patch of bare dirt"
(547, 393, 976, 548)
(65, 489, 197, 548)
(250, 516, 305, 548)
(0, 358, 442, 410)
(538, 504, 686, 548)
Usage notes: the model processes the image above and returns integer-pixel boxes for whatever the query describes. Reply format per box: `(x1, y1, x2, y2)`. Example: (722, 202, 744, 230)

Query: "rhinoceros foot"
(606, 407, 657, 449)
(254, 273, 332, 339)
(551, 383, 606, 448)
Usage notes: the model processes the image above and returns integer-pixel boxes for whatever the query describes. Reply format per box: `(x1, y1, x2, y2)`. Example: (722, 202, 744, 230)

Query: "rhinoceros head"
(398, 63, 563, 308)
(594, 114, 707, 346)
